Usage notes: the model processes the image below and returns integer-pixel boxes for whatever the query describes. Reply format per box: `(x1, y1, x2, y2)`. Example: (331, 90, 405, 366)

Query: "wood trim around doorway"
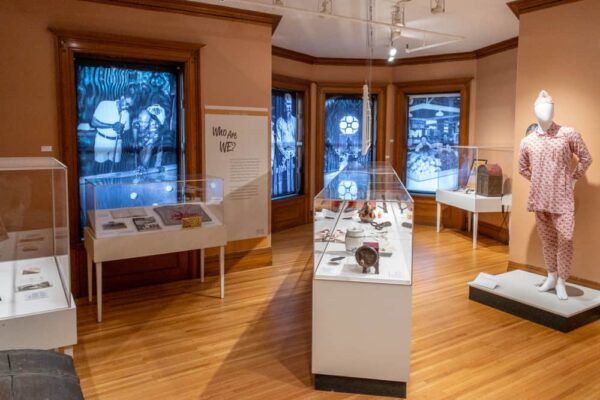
(271, 75, 312, 232)
(395, 78, 472, 227)
(51, 28, 203, 297)
(315, 83, 387, 194)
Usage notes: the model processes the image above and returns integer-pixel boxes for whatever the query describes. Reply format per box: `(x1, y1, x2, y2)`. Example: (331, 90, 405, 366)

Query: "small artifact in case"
(355, 242, 379, 274)
(476, 164, 503, 197)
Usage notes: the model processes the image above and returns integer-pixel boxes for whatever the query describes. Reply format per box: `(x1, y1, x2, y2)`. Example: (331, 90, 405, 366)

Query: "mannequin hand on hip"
(572, 179, 577, 189)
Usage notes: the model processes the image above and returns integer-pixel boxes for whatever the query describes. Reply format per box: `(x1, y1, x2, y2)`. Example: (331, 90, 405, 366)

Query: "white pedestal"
(436, 189, 510, 249)
(85, 223, 227, 322)
(312, 279, 411, 397)
(469, 270, 600, 332)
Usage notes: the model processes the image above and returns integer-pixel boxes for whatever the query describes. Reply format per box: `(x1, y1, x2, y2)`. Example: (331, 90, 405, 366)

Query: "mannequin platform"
(469, 269, 600, 332)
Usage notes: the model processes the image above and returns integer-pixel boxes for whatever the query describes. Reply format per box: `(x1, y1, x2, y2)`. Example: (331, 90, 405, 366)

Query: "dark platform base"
(469, 286, 600, 333)
(314, 374, 406, 398)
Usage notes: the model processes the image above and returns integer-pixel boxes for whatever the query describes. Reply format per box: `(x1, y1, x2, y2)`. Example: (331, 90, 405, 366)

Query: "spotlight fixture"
(431, 0, 445, 14)
(391, 0, 410, 27)
(320, 0, 332, 14)
(389, 47, 397, 57)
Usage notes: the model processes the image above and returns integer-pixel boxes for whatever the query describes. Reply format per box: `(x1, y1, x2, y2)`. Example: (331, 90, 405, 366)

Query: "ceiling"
(195, 0, 519, 59)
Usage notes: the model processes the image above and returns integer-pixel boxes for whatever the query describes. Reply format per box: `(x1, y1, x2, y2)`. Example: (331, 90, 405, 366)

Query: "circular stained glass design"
(337, 180, 358, 200)
(339, 115, 360, 135)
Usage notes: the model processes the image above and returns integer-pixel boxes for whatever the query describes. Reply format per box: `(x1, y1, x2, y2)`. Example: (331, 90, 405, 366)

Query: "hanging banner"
(204, 106, 269, 241)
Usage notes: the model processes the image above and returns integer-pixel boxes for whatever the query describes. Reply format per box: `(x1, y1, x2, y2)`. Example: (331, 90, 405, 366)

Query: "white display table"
(436, 189, 511, 249)
(84, 222, 227, 322)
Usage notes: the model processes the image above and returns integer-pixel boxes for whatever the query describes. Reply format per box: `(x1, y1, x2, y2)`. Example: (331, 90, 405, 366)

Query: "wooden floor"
(74, 224, 600, 399)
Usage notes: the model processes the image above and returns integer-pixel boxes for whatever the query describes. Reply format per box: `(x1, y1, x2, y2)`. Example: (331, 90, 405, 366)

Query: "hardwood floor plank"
(73, 224, 600, 399)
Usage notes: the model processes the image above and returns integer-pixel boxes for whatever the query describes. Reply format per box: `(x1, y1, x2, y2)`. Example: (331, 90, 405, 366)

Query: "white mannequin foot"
(538, 272, 557, 292)
(556, 278, 568, 300)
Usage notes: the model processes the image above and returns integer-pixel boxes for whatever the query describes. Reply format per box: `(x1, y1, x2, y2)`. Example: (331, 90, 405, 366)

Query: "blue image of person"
(91, 94, 133, 174)
(275, 93, 297, 195)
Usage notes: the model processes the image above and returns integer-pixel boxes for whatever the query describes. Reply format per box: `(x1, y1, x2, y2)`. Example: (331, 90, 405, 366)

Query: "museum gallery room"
(1, 0, 600, 398)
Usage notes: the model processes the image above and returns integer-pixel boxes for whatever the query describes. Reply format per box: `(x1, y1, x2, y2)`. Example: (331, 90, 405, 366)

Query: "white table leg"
(96, 262, 103, 322)
(200, 248, 205, 283)
(472, 212, 479, 249)
(87, 252, 93, 303)
(220, 246, 225, 299)
(436, 202, 441, 233)
(63, 346, 73, 357)
(467, 211, 472, 233)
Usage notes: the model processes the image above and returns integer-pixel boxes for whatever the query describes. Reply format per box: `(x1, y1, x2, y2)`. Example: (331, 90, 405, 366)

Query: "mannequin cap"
(534, 90, 554, 106)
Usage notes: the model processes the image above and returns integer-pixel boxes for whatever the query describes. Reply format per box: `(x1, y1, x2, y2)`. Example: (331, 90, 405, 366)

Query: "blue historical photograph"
(271, 89, 303, 199)
(405, 93, 461, 194)
(323, 95, 377, 188)
(75, 61, 181, 230)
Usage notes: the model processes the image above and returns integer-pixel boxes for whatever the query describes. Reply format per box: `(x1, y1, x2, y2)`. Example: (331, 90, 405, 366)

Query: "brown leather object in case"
(476, 163, 503, 197)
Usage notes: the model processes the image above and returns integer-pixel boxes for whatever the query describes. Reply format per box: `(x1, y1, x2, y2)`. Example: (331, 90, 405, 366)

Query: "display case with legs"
(84, 175, 227, 322)
(312, 163, 413, 397)
(0, 158, 76, 353)
(435, 146, 513, 248)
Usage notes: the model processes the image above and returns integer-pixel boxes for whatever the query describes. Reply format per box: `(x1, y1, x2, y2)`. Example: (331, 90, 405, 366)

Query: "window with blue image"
(405, 93, 461, 194)
(323, 94, 378, 188)
(271, 89, 304, 200)
(75, 59, 183, 237)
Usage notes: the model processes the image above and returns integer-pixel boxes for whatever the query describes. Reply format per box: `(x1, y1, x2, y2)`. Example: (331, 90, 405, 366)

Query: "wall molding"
(508, 261, 600, 290)
(506, 0, 585, 18)
(82, 0, 282, 32)
(273, 37, 518, 67)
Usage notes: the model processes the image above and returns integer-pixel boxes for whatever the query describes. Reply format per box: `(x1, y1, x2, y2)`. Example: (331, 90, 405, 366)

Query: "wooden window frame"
(52, 28, 203, 296)
(271, 75, 312, 232)
(315, 83, 387, 193)
(395, 78, 472, 226)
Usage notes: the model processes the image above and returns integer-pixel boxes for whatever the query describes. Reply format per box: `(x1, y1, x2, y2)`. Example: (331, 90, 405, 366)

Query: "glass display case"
(436, 145, 513, 198)
(85, 175, 224, 239)
(312, 162, 413, 397)
(314, 163, 413, 285)
(0, 157, 76, 351)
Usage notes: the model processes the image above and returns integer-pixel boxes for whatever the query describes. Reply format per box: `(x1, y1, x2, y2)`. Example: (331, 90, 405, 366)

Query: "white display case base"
(312, 279, 411, 396)
(0, 295, 76, 351)
(469, 270, 600, 332)
(436, 189, 511, 249)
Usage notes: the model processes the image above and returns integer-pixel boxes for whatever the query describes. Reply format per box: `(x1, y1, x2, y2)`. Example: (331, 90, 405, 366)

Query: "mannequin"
(518, 90, 592, 300)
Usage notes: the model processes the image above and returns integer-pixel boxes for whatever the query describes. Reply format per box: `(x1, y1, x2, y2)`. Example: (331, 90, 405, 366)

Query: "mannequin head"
(534, 90, 554, 130)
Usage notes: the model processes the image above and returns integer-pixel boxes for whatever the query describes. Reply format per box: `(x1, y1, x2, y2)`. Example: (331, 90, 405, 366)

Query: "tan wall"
(0, 0, 273, 251)
(510, 0, 600, 282)
(474, 49, 518, 228)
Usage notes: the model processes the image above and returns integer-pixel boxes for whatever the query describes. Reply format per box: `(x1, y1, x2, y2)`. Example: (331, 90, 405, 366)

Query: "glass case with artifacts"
(313, 163, 413, 284)
(435, 146, 514, 249)
(436, 145, 513, 198)
(312, 162, 413, 397)
(0, 157, 76, 352)
(85, 175, 224, 239)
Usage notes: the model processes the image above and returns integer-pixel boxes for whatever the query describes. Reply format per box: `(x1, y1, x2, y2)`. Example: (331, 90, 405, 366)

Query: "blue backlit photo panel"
(75, 60, 181, 234)
(323, 95, 377, 188)
(271, 89, 304, 199)
(405, 93, 461, 194)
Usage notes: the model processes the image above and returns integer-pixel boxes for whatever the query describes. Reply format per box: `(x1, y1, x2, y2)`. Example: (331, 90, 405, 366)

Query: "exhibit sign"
(204, 106, 269, 241)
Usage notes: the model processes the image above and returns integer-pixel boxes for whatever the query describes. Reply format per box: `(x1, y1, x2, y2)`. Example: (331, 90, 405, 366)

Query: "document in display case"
(85, 176, 224, 238)
(312, 163, 413, 397)
(0, 157, 76, 353)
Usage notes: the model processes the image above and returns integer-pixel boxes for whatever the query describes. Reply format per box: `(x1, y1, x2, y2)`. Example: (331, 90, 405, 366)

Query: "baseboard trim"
(507, 261, 600, 290)
(314, 374, 406, 398)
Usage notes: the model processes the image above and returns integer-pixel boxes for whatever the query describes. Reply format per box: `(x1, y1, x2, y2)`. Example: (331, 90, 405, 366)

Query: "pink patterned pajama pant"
(535, 211, 574, 280)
